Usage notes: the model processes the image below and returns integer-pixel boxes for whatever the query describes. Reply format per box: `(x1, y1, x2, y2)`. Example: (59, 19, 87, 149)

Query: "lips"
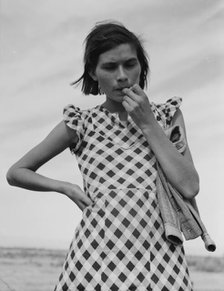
(114, 86, 131, 91)
(115, 89, 126, 96)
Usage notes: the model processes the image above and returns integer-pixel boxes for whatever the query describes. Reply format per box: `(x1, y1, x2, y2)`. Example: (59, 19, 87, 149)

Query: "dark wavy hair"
(72, 21, 149, 95)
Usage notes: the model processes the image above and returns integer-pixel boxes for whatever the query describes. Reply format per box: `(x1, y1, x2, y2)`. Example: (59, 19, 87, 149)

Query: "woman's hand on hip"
(62, 182, 92, 211)
(122, 84, 154, 131)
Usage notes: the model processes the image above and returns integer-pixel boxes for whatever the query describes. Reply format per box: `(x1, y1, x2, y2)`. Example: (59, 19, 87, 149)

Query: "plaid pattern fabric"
(54, 97, 193, 290)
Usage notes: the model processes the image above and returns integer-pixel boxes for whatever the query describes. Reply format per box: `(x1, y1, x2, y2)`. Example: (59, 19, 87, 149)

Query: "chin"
(113, 96, 124, 103)
(106, 93, 123, 102)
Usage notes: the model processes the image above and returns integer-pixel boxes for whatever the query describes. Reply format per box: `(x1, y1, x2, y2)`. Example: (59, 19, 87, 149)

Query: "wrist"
(141, 118, 163, 144)
(139, 112, 157, 131)
(53, 180, 70, 195)
(140, 118, 157, 134)
(141, 126, 151, 135)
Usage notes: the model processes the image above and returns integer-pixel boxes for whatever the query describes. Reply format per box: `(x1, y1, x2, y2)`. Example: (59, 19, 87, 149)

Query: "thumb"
(80, 192, 93, 205)
(131, 84, 147, 99)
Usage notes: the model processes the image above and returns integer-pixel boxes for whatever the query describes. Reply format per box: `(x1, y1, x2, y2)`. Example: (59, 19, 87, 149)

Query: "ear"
(89, 70, 98, 81)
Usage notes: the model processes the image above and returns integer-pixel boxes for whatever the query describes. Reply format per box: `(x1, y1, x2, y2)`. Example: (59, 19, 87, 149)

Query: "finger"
(82, 198, 92, 206)
(81, 196, 92, 207)
(68, 195, 83, 210)
(132, 84, 151, 108)
(78, 201, 84, 211)
(123, 95, 138, 107)
(122, 96, 139, 114)
(122, 87, 141, 102)
(79, 199, 90, 210)
(131, 84, 144, 95)
(122, 100, 133, 113)
(81, 200, 88, 207)
(131, 84, 149, 101)
(79, 202, 86, 211)
(75, 186, 92, 204)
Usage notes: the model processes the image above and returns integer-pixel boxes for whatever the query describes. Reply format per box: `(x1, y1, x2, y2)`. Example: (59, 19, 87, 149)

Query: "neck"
(101, 98, 125, 114)
(101, 98, 128, 122)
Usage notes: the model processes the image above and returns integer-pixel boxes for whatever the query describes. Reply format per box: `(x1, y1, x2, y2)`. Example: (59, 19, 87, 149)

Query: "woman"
(7, 21, 199, 290)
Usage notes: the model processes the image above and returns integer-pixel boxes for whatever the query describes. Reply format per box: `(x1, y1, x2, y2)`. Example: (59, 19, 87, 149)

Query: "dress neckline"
(97, 105, 130, 128)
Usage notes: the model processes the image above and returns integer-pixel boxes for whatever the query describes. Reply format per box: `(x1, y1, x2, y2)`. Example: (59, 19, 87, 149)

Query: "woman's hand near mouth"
(122, 84, 155, 131)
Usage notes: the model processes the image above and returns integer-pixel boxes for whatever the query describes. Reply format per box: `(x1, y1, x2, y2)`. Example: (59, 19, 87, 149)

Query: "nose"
(117, 65, 128, 82)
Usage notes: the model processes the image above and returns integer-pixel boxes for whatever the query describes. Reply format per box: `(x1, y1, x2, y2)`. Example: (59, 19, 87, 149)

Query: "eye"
(101, 63, 117, 71)
(124, 60, 138, 69)
(103, 65, 116, 71)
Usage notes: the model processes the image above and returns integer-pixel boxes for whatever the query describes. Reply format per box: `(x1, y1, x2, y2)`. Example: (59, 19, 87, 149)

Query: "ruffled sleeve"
(63, 104, 85, 153)
(164, 97, 182, 127)
(152, 97, 182, 128)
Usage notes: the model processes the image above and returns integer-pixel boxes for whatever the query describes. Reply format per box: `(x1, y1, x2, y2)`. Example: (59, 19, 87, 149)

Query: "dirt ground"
(0, 248, 223, 291)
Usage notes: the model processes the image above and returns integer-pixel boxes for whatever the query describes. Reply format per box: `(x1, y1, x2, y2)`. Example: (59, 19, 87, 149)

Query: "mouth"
(114, 86, 131, 94)
(114, 90, 126, 97)
(115, 85, 131, 90)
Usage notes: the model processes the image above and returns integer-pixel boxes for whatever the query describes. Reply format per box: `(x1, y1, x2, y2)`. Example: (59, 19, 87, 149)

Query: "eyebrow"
(101, 57, 138, 66)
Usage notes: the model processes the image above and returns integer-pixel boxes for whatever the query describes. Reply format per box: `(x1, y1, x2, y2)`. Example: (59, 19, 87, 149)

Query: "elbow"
(187, 181, 200, 199)
(183, 173, 200, 199)
(192, 171, 200, 198)
(6, 167, 18, 186)
(177, 170, 200, 199)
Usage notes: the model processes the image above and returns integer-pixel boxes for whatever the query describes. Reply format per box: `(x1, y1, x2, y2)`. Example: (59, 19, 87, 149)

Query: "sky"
(0, 0, 224, 256)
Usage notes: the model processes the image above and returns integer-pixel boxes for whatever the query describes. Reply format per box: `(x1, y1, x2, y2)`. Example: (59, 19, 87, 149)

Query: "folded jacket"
(156, 125, 216, 252)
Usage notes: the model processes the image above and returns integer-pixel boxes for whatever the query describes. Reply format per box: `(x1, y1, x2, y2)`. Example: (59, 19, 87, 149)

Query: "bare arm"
(141, 108, 199, 198)
(6, 121, 92, 210)
(122, 85, 199, 199)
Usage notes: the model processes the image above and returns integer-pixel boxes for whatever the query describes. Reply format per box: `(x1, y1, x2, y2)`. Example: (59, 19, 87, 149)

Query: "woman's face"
(91, 43, 141, 103)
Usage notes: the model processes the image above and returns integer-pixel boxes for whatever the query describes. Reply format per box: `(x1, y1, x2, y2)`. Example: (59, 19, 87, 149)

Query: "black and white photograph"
(1, 0, 223, 290)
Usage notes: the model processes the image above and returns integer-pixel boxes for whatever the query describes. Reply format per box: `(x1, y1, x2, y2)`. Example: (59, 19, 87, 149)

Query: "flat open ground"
(0, 248, 223, 291)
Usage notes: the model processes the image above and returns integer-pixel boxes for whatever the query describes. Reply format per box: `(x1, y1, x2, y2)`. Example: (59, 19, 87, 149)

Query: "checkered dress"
(54, 97, 193, 291)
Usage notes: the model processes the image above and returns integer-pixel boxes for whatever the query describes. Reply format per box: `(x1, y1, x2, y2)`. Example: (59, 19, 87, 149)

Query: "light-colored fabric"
(157, 125, 216, 252)
(54, 98, 194, 291)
